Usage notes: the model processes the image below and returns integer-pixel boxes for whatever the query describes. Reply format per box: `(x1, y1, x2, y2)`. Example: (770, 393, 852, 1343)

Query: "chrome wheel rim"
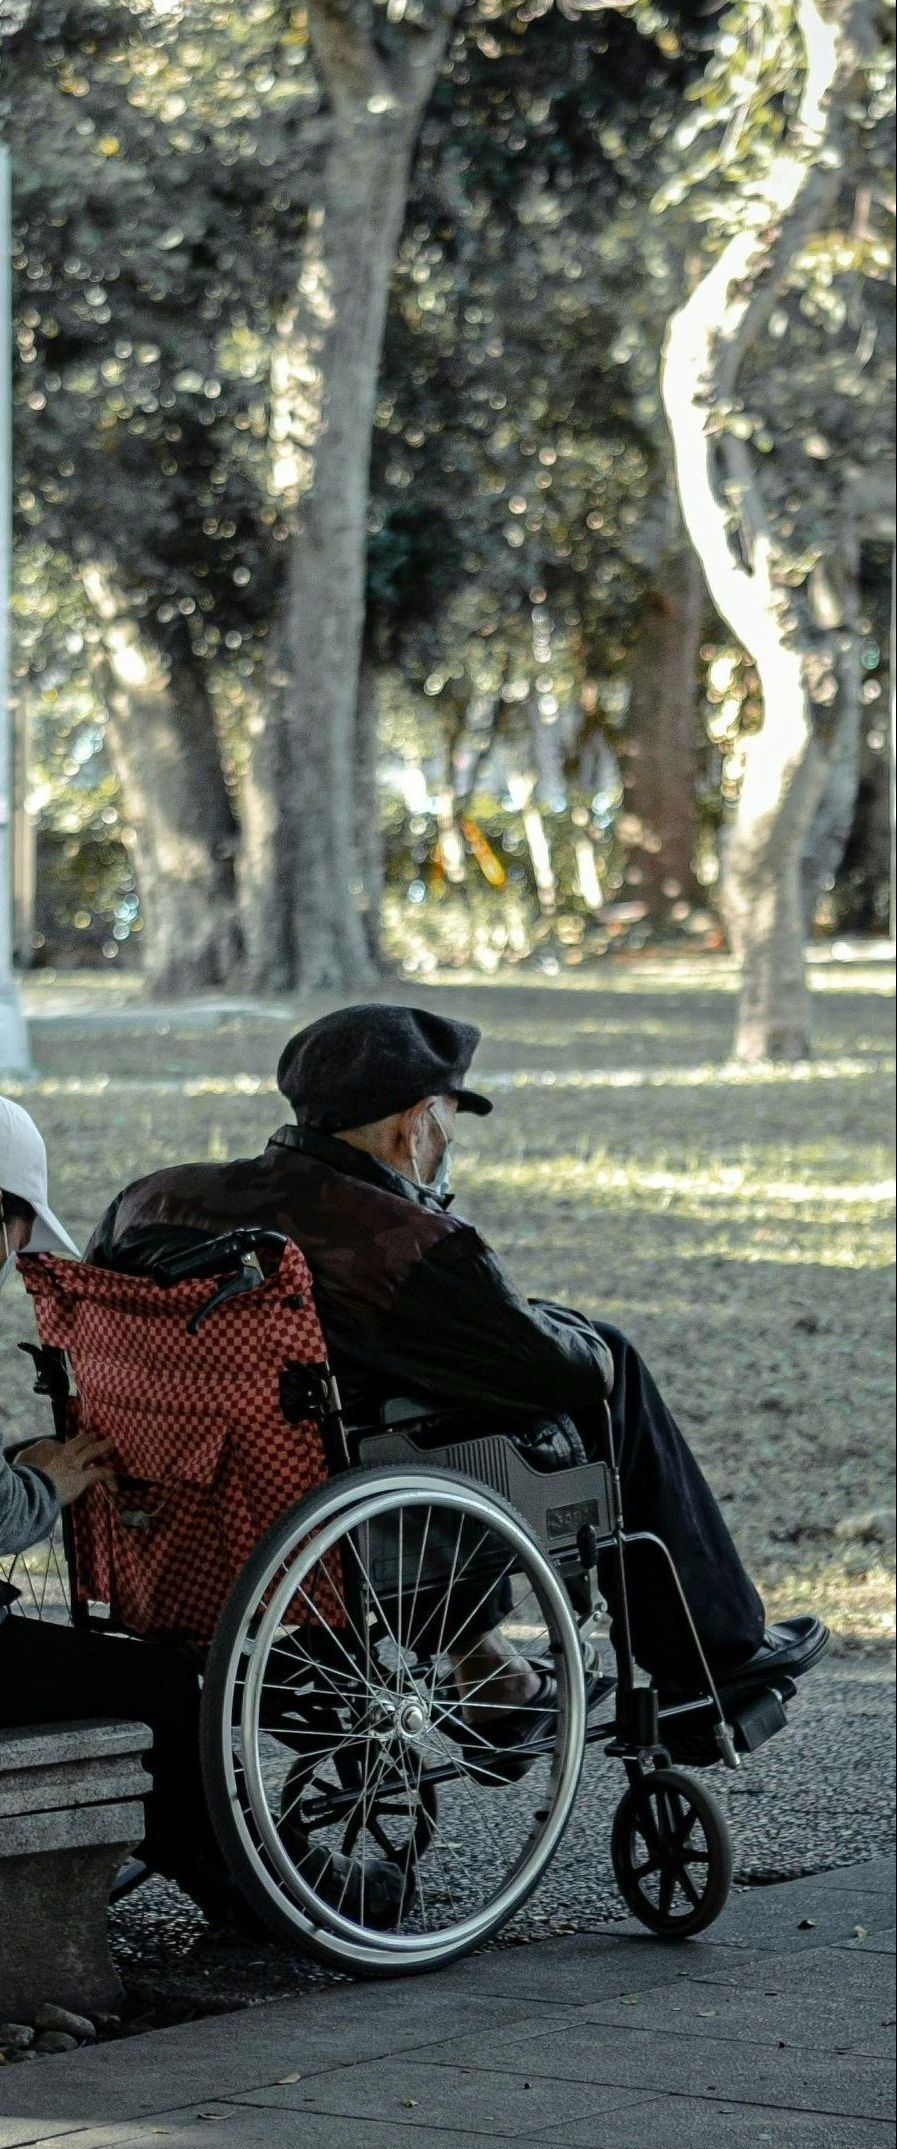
(217, 1470, 586, 1968)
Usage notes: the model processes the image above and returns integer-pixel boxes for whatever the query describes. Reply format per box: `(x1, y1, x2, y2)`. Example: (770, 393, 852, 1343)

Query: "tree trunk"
(720, 633, 825, 1059)
(280, 5, 453, 991)
(238, 673, 295, 992)
(800, 539, 864, 932)
(82, 570, 241, 996)
(621, 547, 704, 920)
(354, 637, 388, 968)
(661, 0, 856, 1061)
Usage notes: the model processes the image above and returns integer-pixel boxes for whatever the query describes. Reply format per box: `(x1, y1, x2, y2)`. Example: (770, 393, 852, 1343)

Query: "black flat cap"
(277, 1004, 493, 1130)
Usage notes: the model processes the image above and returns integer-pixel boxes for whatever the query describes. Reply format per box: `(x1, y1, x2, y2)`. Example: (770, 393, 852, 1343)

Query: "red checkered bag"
(19, 1243, 345, 1646)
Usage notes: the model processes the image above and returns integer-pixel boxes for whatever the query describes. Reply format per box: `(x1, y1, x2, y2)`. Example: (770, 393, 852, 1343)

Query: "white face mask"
(413, 1104, 454, 1200)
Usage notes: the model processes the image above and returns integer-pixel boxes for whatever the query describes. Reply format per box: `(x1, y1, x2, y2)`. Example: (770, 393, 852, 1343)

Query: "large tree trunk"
(720, 633, 825, 1058)
(661, 0, 859, 1061)
(354, 636, 388, 968)
(621, 546, 704, 920)
(800, 540, 864, 931)
(238, 673, 295, 992)
(278, 4, 453, 991)
(82, 570, 241, 996)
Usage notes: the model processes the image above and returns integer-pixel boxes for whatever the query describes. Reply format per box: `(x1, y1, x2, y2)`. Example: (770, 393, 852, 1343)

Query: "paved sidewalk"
(1, 1858, 893, 2149)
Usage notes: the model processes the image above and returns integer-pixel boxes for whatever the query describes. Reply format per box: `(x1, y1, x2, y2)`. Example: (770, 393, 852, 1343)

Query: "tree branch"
(661, 0, 856, 652)
(305, 0, 456, 122)
(305, 0, 397, 119)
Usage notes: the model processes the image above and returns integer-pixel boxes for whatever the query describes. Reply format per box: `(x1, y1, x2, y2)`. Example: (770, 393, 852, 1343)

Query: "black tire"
(611, 1766, 733, 1939)
(200, 1463, 586, 1975)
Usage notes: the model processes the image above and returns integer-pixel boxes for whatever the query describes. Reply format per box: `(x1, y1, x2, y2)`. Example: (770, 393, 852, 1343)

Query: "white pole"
(0, 141, 30, 1071)
(889, 547, 896, 946)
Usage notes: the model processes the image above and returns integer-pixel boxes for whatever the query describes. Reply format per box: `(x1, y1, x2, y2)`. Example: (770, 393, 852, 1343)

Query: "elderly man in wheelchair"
(11, 1007, 829, 1974)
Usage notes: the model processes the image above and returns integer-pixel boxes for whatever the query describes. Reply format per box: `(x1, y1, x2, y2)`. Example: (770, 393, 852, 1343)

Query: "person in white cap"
(0, 1097, 241, 1926)
(0, 1096, 112, 1545)
(0, 1094, 81, 1263)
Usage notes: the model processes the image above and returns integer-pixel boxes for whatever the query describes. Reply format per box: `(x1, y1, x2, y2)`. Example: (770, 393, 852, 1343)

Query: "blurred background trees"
(2, 0, 894, 1051)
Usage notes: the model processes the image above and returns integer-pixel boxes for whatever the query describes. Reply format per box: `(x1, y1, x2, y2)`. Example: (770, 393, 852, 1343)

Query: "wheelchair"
(4, 1227, 795, 1977)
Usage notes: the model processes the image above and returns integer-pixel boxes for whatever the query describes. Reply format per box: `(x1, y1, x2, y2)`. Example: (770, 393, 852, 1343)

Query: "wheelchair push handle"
(151, 1227, 290, 1288)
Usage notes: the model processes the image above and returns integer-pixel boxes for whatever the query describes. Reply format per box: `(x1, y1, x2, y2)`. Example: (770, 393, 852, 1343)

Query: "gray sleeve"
(0, 1450, 61, 1555)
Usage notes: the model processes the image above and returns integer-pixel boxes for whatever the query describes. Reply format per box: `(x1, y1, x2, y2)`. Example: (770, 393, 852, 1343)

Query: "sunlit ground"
(3, 952, 894, 1645)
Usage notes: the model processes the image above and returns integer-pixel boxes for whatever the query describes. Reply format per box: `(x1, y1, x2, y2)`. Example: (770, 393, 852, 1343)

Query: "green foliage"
(4, 0, 894, 967)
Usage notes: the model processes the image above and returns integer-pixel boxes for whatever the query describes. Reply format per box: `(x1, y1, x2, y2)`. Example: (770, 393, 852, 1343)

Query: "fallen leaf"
(401, 2099, 418, 2109)
(276, 2073, 303, 2084)
(853, 1926, 868, 1940)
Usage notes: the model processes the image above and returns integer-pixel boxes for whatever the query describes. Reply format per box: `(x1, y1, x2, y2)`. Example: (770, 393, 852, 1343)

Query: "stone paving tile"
(673, 1878, 892, 1953)
(837, 1927, 895, 1954)
(685, 1939, 895, 2005)
(0, 1988, 527, 2146)
(1, 1863, 892, 2149)
(403, 1931, 754, 2007)
(808, 1856, 893, 1893)
(842, 2022, 894, 2057)
(579, 1970, 892, 2052)
(397, 2018, 893, 2122)
(17, 2085, 888, 2149)
(13, 2108, 568, 2149)
(238, 2058, 640, 2134)
(532, 2096, 897, 2148)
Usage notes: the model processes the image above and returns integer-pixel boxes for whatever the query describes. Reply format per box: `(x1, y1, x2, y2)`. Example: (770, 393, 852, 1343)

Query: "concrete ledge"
(0, 1719, 156, 1819)
(0, 1719, 151, 2019)
(0, 1798, 150, 1859)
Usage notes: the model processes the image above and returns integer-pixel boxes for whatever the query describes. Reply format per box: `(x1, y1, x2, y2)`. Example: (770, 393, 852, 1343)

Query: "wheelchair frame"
(5, 1228, 793, 1969)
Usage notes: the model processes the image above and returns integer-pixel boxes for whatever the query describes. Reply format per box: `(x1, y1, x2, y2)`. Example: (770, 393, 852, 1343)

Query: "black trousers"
(0, 1617, 220, 1889)
(383, 1312, 766, 1684)
(548, 1309, 766, 1685)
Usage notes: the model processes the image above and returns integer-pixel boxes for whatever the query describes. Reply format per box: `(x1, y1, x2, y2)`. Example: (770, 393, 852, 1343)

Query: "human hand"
(16, 1432, 117, 1508)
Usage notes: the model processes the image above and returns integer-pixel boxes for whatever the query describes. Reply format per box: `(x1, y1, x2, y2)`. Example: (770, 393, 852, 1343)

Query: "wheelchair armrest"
(355, 1425, 619, 1566)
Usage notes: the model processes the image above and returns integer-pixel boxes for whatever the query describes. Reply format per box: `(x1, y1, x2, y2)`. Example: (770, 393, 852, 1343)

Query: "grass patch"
(3, 955, 893, 1645)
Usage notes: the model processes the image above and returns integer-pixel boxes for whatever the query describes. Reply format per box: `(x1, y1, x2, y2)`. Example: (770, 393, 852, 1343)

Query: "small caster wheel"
(611, 1766, 733, 1939)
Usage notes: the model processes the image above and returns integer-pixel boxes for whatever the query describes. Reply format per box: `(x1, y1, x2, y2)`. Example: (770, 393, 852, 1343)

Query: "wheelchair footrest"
(730, 1679, 794, 1754)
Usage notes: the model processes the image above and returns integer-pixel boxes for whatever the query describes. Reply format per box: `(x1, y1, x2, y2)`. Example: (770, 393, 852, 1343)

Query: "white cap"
(0, 1097, 80, 1257)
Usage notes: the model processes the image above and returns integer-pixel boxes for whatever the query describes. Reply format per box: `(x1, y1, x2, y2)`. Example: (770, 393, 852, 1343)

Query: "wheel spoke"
(671, 1805, 700, 1851)
(631, 1854, 662, 1882)
(676, 1863, 703, 1910)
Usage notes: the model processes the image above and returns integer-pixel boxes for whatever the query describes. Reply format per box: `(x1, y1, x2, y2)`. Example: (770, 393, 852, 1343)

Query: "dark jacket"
(85, 1126, 613, 1425)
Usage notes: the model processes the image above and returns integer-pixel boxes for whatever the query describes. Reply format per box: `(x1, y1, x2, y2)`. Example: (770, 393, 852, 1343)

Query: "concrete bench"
(0, 1719, 152, 2018)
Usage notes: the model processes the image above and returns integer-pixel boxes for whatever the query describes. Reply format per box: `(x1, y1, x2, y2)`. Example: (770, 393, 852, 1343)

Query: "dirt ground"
(2, 951, 894, 1645)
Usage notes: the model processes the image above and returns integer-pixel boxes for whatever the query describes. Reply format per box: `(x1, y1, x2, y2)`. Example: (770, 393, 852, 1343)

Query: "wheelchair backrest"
(18, 1240, 342, 1647)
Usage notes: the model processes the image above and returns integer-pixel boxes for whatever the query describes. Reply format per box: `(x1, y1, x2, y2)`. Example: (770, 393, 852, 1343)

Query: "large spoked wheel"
(611, 1766, 733, 1939)
(0, 1517, 76, 1626)
(200, 1465, 587, 1975)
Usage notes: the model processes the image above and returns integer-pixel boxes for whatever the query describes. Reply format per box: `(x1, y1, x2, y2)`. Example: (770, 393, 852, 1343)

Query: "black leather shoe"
(279, 1817, 410, 1929)
(717, 1616, 830, 1698)
(657, 1617, 830, 1769)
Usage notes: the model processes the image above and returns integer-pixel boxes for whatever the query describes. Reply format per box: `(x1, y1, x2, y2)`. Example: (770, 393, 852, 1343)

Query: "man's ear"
(398, 1100, 428, 1152)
